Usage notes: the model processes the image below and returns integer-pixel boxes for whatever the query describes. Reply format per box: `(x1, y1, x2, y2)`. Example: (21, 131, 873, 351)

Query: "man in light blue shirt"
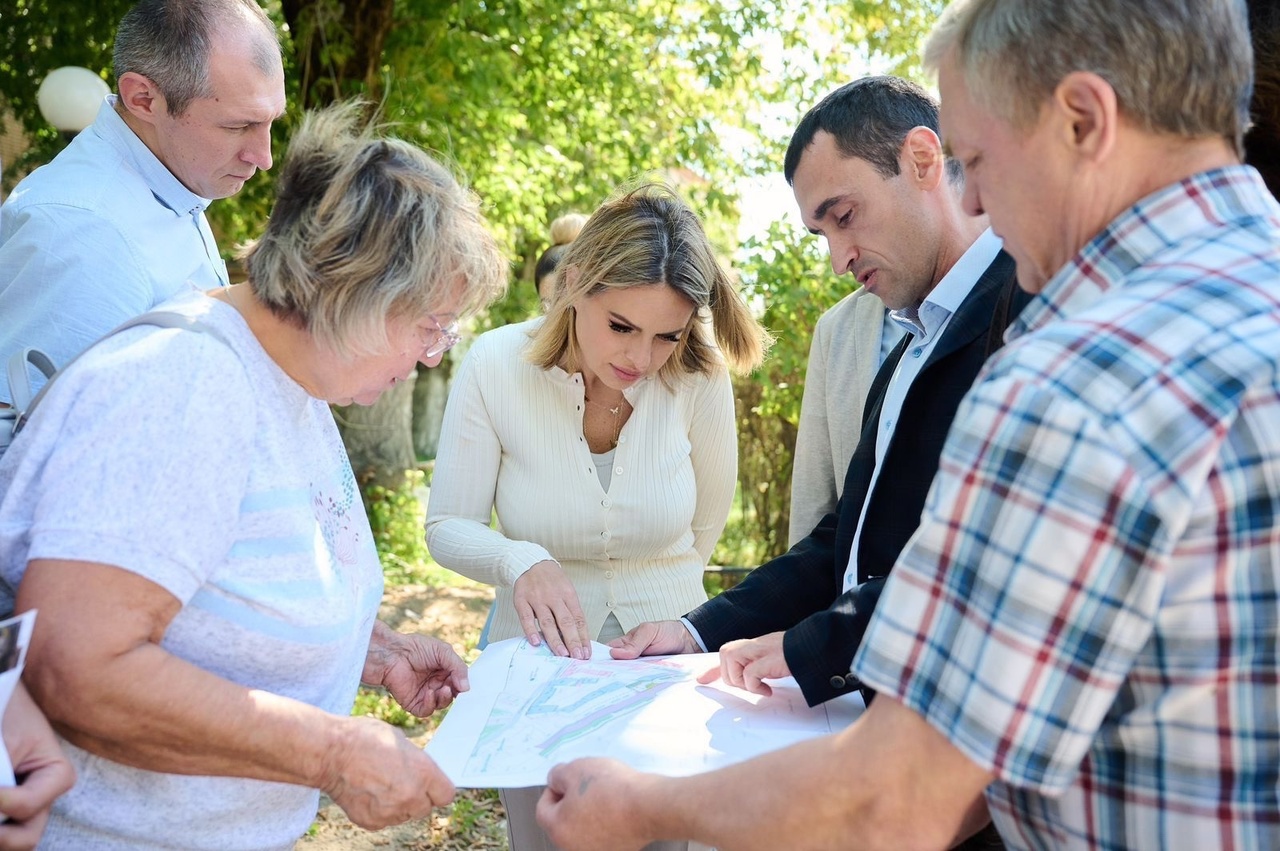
(0, 0, 285, 403)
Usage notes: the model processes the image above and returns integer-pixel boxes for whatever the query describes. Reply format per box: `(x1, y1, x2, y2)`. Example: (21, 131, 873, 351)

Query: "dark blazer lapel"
(919, 251, 1017, 370)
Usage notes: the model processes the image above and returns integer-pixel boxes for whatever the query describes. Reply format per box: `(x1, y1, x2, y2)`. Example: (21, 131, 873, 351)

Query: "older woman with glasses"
(0, 101, 507, 851)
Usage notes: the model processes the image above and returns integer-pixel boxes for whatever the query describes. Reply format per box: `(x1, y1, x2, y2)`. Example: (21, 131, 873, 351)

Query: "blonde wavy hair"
(527, 183, 770, 381)
(242, 101, 508, 357)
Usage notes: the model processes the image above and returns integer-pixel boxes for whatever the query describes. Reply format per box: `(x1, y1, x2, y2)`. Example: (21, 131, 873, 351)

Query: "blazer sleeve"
(425, 340, 554, 587)
(782, 577, 886, 706)
(685, 503, 844, 651)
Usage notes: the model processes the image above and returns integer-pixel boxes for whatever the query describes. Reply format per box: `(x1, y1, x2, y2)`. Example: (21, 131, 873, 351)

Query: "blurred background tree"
(1, 0, 943, 563)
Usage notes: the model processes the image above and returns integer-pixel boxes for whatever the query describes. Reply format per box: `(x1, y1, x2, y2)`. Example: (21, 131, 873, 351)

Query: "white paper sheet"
(426, 637, 864, 788)
(0, 609, 37, 789)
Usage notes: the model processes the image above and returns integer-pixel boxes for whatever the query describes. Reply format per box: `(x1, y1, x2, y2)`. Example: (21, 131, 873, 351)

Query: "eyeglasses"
(423, 315, 462, 358)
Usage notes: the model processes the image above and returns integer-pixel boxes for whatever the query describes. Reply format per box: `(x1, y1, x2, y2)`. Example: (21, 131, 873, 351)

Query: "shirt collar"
(93, 95, 212, 217)
(890, 227, 1003, 339)
(1008, 165, 1277, 340)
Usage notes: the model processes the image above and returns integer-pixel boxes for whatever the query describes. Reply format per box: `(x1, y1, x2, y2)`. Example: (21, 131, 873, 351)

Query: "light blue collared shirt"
(841, 228, 1003, 592)
(0, 95, 229, 402)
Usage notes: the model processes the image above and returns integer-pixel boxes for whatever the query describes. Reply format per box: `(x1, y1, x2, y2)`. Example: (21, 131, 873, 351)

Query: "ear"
(563, 264, 580, 291)
(900, 126, 947, 191)
(116, 71, 168, 125)
(1051, 71, 1118, 163)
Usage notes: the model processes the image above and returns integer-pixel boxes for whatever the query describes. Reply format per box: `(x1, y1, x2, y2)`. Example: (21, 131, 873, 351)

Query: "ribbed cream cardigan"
(426, 319, 737, 643)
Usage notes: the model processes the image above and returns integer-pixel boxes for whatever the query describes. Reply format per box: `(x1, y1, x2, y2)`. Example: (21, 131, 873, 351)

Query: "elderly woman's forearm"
(17, 558, 347, 790)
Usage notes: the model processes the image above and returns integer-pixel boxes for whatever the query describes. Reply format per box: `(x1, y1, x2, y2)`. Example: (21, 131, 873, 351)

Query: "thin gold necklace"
(585, 396, 624, 448)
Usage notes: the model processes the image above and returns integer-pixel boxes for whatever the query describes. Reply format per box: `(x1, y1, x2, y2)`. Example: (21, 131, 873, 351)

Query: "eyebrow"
(609, 311, 686, 337)
(812, 195, 846, 222)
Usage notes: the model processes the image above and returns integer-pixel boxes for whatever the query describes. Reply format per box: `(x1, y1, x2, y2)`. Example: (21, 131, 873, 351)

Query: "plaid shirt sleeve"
(852, 359, 1184, 793)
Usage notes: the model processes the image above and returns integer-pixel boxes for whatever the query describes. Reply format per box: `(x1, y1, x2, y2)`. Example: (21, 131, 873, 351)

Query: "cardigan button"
(829, 675, 847, 689)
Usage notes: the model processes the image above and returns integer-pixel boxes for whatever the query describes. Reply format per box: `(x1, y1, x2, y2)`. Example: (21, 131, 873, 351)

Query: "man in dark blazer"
(611, 77, 1030, 709)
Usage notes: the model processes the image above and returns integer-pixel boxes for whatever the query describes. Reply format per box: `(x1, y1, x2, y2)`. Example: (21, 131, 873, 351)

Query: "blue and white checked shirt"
(854, 166, 1280, 850)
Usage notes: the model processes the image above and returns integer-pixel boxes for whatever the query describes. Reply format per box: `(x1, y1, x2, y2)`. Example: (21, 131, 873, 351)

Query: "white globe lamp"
(37, 66, 110, 135)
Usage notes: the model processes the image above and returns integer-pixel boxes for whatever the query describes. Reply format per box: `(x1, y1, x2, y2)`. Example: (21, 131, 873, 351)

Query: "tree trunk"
(333, 375, 417, 492)
(277, 0, 406, 489)
(411, 359, 452, 461)
(279, 0, 396, 109)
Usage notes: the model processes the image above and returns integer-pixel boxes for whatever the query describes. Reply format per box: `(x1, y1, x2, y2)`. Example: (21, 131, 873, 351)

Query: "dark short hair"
(783, 75, 963, 185)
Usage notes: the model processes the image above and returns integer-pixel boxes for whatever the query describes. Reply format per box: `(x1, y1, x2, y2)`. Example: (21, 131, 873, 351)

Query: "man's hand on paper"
(513, 561, 592, 660)
(607, 620, 699, 659)
(698, 631, 789, 697)
(0, 682, 75, 850)
(537, 757, 655, 851)
(321, 715, 456, 830)
(362, 621, 469, 717)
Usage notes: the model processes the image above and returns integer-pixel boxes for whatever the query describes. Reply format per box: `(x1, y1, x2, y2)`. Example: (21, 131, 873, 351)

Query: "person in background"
(0, 0, 286, 403)
(0, 101, 507, 850)
(535, 0, 1280, 848)
(789, 286, 900, 545)
(427, 182, 769, 851)
(534, 212, 588, 310)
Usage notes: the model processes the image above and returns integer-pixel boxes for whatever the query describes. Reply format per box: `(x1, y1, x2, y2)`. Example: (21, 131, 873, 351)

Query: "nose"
(243, 124, 274, 171)
(826, 235, 858, 277)
(628, 339, 652, 372)
(961, 180, 984, 218)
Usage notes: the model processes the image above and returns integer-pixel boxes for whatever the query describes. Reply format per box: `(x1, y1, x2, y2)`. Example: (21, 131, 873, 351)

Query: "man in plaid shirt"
(535, 0, 1279, 848)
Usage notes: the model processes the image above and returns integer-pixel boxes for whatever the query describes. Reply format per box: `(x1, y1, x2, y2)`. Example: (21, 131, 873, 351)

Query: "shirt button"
(912, 348, 923, 358)
(601, 530, 611, 540)
(614, 466, 624, 475)
(606, 600, 615, 608)
(829, 675, 847, 689)
(605, 570, 614, 579)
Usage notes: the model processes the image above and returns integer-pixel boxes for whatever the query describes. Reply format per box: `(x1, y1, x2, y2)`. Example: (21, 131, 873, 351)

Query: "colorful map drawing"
(427, 637, 866, 788)
(466, 651, 687, 774)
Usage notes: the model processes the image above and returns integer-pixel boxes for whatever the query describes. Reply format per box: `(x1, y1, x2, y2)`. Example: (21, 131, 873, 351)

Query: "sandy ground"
(295, 582, 510, 850)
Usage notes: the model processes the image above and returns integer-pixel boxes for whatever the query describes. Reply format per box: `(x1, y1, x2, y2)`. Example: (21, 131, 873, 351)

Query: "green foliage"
(730, 219, 851, 561)
(711, 482, 768, 569)
(0, 0, 128, 185)
(362, 468, 432, 584)
(350, 686, 416, 728)
(4, 0, 939, 569)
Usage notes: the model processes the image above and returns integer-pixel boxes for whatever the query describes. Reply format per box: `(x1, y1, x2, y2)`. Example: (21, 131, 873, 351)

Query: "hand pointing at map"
(513, 561, 593, 660)
(697, 631, 790, 697)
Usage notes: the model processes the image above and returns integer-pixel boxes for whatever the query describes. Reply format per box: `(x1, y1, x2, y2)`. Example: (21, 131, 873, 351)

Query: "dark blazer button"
(829, 675, 846, 689)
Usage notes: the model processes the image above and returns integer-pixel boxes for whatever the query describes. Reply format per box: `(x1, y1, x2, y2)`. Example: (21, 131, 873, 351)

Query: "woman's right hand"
(513, 560, 592, 659)
(322, 716, 455, 830)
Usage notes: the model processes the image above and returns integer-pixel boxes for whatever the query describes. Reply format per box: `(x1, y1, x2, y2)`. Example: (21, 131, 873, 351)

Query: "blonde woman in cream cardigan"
(426, 183, 769, 851)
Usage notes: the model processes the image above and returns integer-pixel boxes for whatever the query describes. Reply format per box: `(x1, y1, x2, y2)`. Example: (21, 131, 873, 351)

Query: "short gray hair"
(924, 0, 1253, 158)
(243, 101, 508, 357)
(113, 0, 281, 116)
